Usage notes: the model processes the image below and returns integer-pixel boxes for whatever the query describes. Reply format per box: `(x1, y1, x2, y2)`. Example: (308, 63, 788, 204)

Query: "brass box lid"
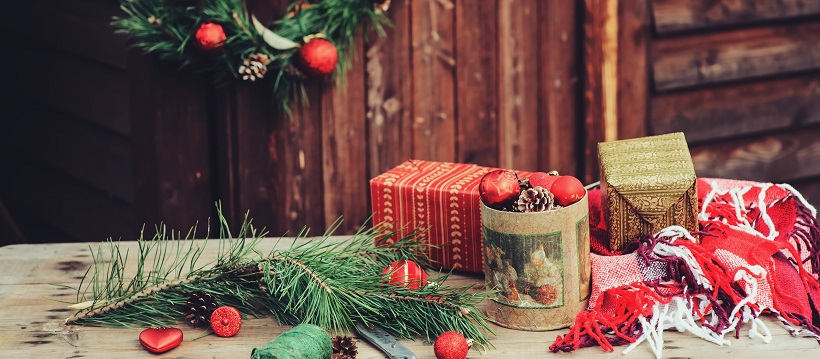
(597, 132, 696, 215)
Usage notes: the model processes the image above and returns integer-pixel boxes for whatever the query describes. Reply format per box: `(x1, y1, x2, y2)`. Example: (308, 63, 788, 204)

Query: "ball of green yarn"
(250, 323, 332, 359)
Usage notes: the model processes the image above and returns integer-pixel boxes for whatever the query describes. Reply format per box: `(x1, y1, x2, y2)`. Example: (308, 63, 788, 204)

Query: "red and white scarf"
(550, 178, 820, 358)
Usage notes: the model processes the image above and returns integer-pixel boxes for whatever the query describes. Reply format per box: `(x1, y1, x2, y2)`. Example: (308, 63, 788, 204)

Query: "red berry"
(528, 171, 559, 190)
(550, 176, 585, 206)
(195, 22, 226, 51)
(296, 38, 339, 77)
(210, 306, 242, 337)
(434, 331, 471, 359)
(479, 170, 520, 210)
(382, 260, 428, 289)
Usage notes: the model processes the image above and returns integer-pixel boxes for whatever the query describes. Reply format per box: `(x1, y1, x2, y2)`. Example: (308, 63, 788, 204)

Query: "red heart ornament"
(139, 327, 183, 354)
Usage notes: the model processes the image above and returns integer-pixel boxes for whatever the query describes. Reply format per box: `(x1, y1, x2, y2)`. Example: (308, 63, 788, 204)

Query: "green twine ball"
(250, 323, 332, 359)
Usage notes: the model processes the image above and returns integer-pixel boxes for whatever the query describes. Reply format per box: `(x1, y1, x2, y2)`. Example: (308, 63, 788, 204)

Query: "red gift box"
(370, 160, 533, 273)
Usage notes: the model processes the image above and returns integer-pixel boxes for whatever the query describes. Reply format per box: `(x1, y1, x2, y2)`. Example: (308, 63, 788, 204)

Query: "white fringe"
(777, 183, 818, 218)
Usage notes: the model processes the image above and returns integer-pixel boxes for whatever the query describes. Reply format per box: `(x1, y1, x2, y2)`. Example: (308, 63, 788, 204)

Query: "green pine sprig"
(112, 0, 389, 115)
(64, 205, 495, 347)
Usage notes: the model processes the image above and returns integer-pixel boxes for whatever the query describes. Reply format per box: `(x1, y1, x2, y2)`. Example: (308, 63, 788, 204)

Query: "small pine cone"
(223, 262, 264, 283)
(532, 284, 558, 305)
(515, 186, 554, 212)
(238, 54, 269, 82)
(332, 335, 358, 359)
(183, 291, 219, 327)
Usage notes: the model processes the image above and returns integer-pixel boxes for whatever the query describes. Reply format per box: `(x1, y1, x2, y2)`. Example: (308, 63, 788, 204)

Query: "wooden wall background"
(1, 0, 819, 246)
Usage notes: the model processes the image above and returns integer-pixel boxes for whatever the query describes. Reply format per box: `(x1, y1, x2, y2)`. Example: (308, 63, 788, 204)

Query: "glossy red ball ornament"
(550, 175, 585, 206)
(195, 22, 227, 51)
(479, 170, 521, 210)
(210, 306, 242, 337)
(382, 259, 428, 290)
(529, 171, 559, 190)
(296, 38, 339, 78)
(139, 327, 183, 354)
(433, 331, 472, 359)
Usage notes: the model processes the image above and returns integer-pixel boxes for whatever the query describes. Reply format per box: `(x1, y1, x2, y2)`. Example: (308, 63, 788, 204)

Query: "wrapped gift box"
(597, 132, 698, 252)
(370, 160, 533, 273)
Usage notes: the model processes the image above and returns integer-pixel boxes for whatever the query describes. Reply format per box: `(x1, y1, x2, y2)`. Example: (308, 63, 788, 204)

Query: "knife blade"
(354, 322, 417, 359)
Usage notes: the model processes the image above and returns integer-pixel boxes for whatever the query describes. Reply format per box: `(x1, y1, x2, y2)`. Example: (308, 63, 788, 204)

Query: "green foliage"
(112, 0, 388, 115)
(65, 206, 494, 347)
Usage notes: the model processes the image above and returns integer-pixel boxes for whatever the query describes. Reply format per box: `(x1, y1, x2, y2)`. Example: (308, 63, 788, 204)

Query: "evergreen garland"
(63, 206, 495, 347)
(113, 0, 389, 114)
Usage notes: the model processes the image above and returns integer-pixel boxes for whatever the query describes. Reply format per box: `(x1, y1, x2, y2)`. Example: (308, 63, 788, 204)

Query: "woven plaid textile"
(550, 178, 820, 358)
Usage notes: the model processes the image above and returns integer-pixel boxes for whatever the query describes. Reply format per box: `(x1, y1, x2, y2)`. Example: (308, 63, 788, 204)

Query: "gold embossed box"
(597, 132, 698, 252)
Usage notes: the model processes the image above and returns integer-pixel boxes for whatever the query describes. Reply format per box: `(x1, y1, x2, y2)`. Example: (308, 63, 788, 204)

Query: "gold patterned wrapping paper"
(597, 132, 698, 252)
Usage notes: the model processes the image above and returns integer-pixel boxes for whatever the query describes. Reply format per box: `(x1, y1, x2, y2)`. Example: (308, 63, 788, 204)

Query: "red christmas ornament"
(550, 175, 585, 206)
(382, 259, 428, 290)
(295, 38, 339, 78)
(433, 331, 472, 359)
(195, 22, 227, 51)
(529, 171, 559, 190)
(139, 327, 183, 354)
(479, 170, 521, 210)
(210, 306, 242, 337)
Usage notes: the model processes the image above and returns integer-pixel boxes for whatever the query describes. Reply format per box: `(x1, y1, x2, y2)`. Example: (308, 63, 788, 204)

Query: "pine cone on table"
(222, 262, 264, 283)
(183, 291, 219, 327)
(332, 335, 358, 359)
(515, 186, 554, 212)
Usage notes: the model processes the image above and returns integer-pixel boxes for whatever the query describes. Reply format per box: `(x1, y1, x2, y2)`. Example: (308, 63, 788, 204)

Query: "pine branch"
(63, 205, 495, 346)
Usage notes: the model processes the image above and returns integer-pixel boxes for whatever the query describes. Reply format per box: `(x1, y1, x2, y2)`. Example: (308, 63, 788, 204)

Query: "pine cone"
(515, 186, 554, 212)
(238, 53, 270, 82)
(332, 335, 358, 359)
(222, 262, 264, 283)
(183, 291, 219, 327)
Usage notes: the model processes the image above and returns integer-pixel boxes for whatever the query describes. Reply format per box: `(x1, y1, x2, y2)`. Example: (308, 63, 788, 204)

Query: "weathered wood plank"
(3, 0, 128, 69)
(652, 21, 820, 91)
(616, 0, 649, 141)
(366, 0, 413, 178)
(651, 0, 820, 34)
(6, 38, 130, 137)
(581, 0, 610, 183)
(498, 0, 539, 171)
(129, 53, 213, 234)
(455, 0, 498, 166)
(322, 36, 369, 233)
(411, 0, 456, 162)
(651, 75, 820, 143)
(0, 155, 138, 243)
(1, 105, 134, 204)
(690, 128, 820, 183)
(541, 0, 581, 176)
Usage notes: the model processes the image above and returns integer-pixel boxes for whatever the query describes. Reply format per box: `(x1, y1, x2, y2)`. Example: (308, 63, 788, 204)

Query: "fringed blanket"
(550, 178, 820, 358)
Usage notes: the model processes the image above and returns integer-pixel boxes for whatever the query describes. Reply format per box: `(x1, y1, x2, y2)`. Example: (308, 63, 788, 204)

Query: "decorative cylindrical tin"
(481, 192, 590, 331)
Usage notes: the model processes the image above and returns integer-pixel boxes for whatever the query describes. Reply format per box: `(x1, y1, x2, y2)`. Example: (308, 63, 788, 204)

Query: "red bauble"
(382, 259, 428, 290)
(296, 38, 339, 78)
(139, 327, 183, 354)
(529, 171, 559, 190)
(195, 22, 227, 51)
(550, 176, 585, 206)
(210, 306, 242, 337)
(434, 331, 471, 359)
(479, 170, 521, 210)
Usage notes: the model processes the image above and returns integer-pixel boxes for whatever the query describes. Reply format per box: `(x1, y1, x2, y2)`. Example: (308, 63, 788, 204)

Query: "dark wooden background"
(1, 0, 819, 246)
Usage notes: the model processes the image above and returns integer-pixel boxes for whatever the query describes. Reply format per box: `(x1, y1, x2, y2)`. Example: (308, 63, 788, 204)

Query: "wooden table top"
(1, 237, 819, 358)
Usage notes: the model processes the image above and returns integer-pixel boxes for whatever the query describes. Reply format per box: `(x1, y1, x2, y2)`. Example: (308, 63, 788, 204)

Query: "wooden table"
(2, 237, 819, 358)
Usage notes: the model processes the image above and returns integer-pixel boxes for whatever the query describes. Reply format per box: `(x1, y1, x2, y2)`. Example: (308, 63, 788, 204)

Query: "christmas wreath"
(113, 0, 390, 113)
